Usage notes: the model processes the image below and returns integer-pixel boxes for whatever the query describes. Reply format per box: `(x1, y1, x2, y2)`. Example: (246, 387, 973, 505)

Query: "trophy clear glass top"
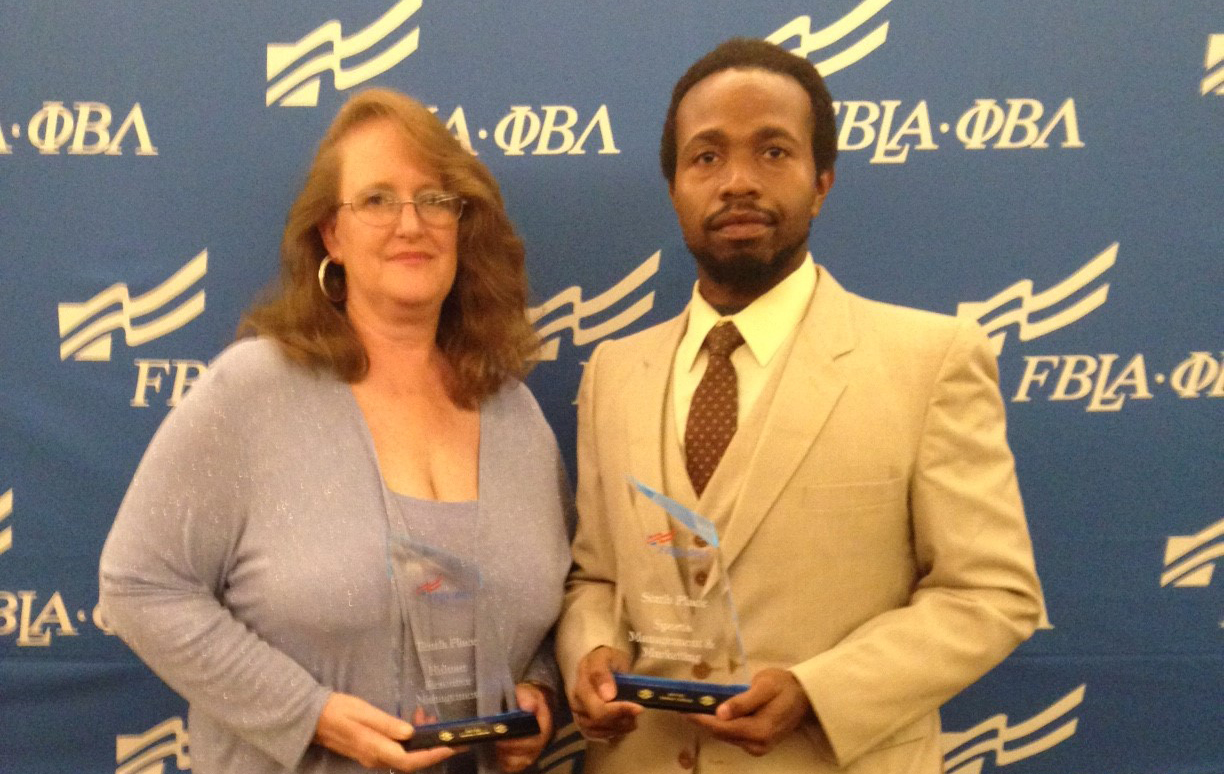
(614, 477, 750, 713)
(389, 536, 538, 748)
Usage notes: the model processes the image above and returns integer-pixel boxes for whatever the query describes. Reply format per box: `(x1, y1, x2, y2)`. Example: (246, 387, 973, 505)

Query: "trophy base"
(401, 709, 540, 749)
(614, 674, 748, 714)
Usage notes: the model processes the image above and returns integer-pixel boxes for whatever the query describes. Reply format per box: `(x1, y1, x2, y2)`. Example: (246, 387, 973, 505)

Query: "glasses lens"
(415, 193, 464, 226)
(346, 192, 465, 227)
(351, 193, 399, 227)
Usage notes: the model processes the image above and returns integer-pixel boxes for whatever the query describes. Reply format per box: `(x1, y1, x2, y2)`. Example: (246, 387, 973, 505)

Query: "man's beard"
(688, 228, 810, 300)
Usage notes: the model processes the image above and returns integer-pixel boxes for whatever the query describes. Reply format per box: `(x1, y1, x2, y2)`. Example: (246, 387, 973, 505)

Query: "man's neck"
(695, 253, 807, 315)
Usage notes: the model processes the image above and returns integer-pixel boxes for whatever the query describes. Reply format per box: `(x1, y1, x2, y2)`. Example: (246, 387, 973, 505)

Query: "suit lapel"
(715, 269, 858, 573)
(625, 313, 690, 597)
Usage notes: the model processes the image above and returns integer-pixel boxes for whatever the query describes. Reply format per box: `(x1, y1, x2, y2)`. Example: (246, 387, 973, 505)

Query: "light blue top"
(99, 338, 573, 774)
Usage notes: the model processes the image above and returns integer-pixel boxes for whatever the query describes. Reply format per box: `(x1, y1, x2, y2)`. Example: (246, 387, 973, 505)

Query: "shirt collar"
(678, 255, 817, 374)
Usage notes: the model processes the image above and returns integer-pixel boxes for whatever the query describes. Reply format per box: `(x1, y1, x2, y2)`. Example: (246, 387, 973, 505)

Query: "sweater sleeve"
(98, 351, 332, 770)
(514, 385, 577, 704)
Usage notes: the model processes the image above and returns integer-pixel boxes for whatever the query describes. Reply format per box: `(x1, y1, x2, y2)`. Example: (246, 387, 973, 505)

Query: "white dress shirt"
(672, 256, 818, 448)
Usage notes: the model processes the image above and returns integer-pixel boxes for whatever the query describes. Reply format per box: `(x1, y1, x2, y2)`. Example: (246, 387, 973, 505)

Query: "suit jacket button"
(677, 748, 695, 769)
(694, 537, 708, 548)
(692, 661, 711, 680)
(693, 570, 708, 587)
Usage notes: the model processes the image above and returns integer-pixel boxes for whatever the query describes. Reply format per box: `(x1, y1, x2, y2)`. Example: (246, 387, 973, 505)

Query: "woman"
(99, 89, 572, 774)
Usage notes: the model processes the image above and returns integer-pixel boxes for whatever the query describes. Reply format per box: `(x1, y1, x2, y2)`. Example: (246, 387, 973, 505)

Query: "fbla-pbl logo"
(958, 243, 1117, 357)
(267, 0, 421, 107)
(432, 103, 620, 158)
(768, 0, 896, 76)
(530, 251, 659, 361)
(0, 488, 11, 557)
(264, 5, 620, 155)
(957, 244, 1223, 411)
(1013, 350, 1222, 412)
(1203, 34, 1224, 95)
(0, 101, 157, 156)
(1162, 518, 1224, 589)
(0, 588, 110, 646)
(0, 492, 113, 646)
(647, 530, 676, 546)
(767, 2, 1082, 163)
(832, 97, 1083, 164)
(116, 718, 190, 774)
(59, 251, 207, 362)
(941, 685, 1086, 774)
(417, 576, 444, 594)
(59, 251, 208, 408)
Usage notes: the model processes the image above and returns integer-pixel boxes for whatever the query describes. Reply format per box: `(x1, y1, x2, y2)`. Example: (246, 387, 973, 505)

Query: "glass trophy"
(389, 537, 540, 749)
(613, 477, 750, 714)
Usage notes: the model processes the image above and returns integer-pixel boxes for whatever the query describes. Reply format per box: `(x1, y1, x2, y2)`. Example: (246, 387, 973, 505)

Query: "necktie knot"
(704, 322, 744, 359)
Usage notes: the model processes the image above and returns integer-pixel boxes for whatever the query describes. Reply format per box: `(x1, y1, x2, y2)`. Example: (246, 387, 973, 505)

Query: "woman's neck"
(348, 307, 448, 398)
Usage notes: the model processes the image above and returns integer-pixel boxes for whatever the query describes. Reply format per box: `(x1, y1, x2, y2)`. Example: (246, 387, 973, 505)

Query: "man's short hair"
(660, 38, 838, 184)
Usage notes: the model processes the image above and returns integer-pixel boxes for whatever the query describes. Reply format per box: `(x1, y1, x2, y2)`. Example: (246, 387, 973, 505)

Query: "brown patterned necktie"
(685, 321, 745, 497)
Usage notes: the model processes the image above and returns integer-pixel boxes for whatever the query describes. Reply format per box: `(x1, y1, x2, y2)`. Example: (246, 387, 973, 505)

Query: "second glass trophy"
(389, 537, 540, 749)
(614, 477, 750, 714)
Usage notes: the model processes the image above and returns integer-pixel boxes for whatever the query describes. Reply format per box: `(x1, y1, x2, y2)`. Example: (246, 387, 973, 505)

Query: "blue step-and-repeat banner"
(1, 2, 1221, 773)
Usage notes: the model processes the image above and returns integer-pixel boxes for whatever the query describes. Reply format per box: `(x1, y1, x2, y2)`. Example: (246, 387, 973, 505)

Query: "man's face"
(669, 67, 833, 308)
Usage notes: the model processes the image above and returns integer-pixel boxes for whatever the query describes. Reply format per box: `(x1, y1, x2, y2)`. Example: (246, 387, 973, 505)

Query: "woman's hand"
(313, 692, 455, 771)
(495, 682, 554, 773)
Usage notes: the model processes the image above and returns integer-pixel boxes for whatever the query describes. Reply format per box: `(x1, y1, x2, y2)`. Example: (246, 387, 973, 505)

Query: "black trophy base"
(402, 710, 540, 749)
(614, 674, 748, 714)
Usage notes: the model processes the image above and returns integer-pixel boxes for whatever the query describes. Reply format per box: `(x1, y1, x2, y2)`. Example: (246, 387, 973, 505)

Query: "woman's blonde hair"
(240, 88, 537, 407)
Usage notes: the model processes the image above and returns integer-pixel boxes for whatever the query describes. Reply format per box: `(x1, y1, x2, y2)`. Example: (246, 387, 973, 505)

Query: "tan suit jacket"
(557, 267, 1042, 774)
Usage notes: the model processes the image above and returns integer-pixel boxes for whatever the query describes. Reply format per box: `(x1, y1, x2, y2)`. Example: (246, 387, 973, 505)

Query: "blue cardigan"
(100, 338, 573, 773)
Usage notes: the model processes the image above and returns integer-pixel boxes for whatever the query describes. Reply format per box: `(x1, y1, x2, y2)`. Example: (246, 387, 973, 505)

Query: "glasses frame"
(338, 191, 467, 228)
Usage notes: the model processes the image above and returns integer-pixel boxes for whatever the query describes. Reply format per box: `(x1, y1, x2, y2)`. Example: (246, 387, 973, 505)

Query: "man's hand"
(495, 682, 554, 773)
(313, 692, 456, 771)
(688, 668, 813, 756)
(567, 646, 643, 741)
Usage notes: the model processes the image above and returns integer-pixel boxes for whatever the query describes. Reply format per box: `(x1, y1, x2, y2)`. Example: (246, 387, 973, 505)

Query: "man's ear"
(810, 168, 835, 218)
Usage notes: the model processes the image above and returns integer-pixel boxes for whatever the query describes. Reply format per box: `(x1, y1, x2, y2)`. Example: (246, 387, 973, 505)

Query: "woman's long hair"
(240, 88, 538, 407)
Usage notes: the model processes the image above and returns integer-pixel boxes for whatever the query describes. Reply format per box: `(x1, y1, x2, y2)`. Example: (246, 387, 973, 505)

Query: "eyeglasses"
(339, 190, 466, 228)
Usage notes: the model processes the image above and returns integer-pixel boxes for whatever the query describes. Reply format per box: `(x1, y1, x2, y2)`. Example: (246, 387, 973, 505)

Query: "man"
(556, 38, 1043, 774)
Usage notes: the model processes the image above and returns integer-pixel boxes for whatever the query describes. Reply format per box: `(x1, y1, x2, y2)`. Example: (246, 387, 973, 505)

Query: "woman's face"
(320, 118, 460, 330)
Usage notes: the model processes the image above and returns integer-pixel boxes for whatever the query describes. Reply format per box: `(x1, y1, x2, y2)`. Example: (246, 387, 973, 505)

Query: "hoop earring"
(317, 256, 345, 304)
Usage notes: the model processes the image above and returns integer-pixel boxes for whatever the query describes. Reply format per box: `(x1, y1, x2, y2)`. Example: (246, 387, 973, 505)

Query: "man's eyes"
(687, 146, 792, 166)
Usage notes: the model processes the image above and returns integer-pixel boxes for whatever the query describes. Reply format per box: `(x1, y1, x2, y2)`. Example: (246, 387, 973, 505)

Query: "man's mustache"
(704, 204, 778, 230)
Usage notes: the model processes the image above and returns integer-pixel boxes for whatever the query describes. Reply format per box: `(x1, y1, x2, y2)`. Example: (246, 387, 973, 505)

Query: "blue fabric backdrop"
(1, 2, 1221, 772)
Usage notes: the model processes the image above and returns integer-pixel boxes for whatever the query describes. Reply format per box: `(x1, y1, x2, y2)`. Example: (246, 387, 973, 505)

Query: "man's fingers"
(571, 701, 641, 740)
(569, 647, 646, 740)
(595, 672, 617, 702)
(688, 669, 812, 757)
(689, 713, 768, 749)
(582, 646, 627, 703)
(715, 684, 771, 721)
